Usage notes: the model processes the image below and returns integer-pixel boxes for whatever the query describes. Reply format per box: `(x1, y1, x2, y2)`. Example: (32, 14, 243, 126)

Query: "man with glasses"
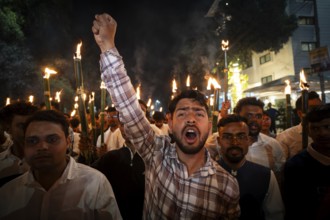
(234, 97, 285, 183)
(217, 114, 284, 220)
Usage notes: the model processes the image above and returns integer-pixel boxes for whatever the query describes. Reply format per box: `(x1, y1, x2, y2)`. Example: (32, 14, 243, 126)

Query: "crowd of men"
(0, 13, 329, 220)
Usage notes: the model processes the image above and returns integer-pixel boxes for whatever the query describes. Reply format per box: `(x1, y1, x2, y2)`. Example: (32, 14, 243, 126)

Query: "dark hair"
(106, 106, 117, 113)
(217, 114, 248, 128)
(307, 104, 330, 123)
(234, 97, 264, 114)
(0, 101, 39, 126)
(168, 90, 209, 114)
(263, 110, 270, 117)
(295, 91, 320, 111)
(138, 99, 147, 110)
(152, 111, 165, 121)
(24, 110, 69, 138)
(70, 117, 80, 129)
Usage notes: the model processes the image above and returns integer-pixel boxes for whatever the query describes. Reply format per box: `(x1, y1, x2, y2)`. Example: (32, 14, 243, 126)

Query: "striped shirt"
(100, 48, 240, 219)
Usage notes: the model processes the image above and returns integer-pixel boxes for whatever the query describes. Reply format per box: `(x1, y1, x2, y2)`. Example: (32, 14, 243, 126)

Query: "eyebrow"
(176, 106, 206, 112)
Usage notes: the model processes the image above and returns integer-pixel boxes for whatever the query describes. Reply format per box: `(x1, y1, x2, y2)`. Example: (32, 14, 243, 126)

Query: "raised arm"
(92, 14, 155, 162)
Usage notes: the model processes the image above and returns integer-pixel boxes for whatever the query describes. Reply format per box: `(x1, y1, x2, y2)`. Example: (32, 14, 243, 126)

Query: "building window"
(261, 75, 272, 84)
(301, 42, 316, 51)
(298, 16, 315, 25)
(259, 53, 271, 64)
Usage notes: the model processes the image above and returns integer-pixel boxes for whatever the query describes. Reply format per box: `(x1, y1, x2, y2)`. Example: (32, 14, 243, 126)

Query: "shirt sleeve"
(100, 48, 156, 163)
(263, 171, 285, 220)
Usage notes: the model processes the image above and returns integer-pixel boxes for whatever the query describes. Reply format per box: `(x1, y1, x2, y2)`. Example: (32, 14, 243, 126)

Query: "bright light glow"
(221, 40, 229, 51)
(284, 80, 291, 94)
(6, 97, 10, 105)
(147, 98, 152, 107)
(29, 95, 34, 104)
(100, 81, 106, 89)
(71, 110, 76, 117)
(299, 69, 309, 90)
(75, 42, 82, 59)
(136, 85, 141, 100)
(186, 75, 190, 87)
(44, 67, 57, 79)
(55, 90, 62, 102)
(172, 79, 177, 93)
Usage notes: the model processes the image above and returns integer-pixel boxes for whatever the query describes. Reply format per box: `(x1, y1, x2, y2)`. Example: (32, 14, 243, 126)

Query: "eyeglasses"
(107, 115, 118, 118)
(220, 133, 248, 143)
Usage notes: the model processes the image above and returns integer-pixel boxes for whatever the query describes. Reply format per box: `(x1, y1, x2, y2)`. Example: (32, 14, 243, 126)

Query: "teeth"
(187, 129, 195, 133)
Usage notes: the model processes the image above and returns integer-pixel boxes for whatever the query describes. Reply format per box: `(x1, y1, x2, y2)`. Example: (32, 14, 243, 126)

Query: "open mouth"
(184, 128, 198, 144)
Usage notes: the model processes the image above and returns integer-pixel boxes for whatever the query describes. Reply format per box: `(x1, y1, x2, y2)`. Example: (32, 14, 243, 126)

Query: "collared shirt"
(0, 156, 122, 220)
(100, 48, 240, 219)
(0, 144, 29, 184)
(276, 123, 313, 160)
(308, 144, 330, 166)
(246, 133, 285, 173)
(96, 127, 118, 150)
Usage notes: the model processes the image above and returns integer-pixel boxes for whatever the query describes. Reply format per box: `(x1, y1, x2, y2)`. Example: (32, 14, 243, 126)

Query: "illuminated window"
(260, 53, 271, 64)
(298, 16, 315, 25)
(261, 75, 272, 84)
(301, 42, 316, 51)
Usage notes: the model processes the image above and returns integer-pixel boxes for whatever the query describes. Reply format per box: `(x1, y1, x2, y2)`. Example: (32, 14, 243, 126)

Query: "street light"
(221, 40, 229, 101)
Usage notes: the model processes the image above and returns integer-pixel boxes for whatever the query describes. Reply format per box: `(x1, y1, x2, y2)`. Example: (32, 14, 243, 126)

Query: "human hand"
(92, 13, 117, 53)
(97, 143, 108, 158)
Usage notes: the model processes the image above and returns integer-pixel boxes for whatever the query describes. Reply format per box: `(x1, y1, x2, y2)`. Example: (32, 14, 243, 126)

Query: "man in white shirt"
(0, 101, 38, 187)
(0, 110, 121, 219)
(276, 91, 322, 160)
(234, 97, 285, 181)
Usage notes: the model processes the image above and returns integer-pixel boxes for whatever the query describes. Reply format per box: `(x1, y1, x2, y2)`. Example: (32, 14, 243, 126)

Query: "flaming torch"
(43, 67, 57, 110)
(73, 42, 88, 137)
(284, 80, 293, 129)
(136, 84, 141, 100)
(100, 81, 107, 146)
(172, 78, 178, 99)
(89, 92, 97, 145)
(299, 70, 310, 149)
(6, 97, 10, 106)
(186, 75, 191, 90)
(29, 95, 34, 104)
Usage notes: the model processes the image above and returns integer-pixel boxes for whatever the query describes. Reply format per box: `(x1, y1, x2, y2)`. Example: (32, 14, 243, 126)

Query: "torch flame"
(71, 110, 76, 117)
(6, 97, 10, 105)
(55, 90, 62, 102)
(75, 42, 82, 59)
(207, 77, 221, 90)
(210, 96, 214, 106)
(89, 92, 95, 103)
(44, 67, 57, 79)
(147, 98, 152, 107)
(136, 85, 141, 100)
(186, 75, 190, 87)
(299, 70, 309, 90)
(74, 96, 78, 102)
(100, 81, 106, 89)
(172, 79, 177, 93)
(29, 95, 34, 104)
(284, 80, 291, 94)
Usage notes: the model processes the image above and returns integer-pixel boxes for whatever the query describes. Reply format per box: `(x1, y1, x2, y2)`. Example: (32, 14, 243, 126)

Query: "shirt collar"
(307, 144, 330, 166)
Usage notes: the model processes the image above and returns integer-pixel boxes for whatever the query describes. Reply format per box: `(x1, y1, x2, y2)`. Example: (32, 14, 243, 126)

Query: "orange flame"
(44, 67, 57, 79)
(75, 42, 82, 59)
(299, 70, 309, 90)
(284, 80, 291, 94)
(186, 75, 190, 87)
(221, 40, 229, 51)
(172, 79, 177, 93)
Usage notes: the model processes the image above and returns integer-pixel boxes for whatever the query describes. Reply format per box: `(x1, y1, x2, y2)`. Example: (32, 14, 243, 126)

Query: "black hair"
(138, 99, 148, 110)
(168, 90, 209, 114)
(217, 114, 248, 128)
(106, 106, 117, 113)
(70, 117, 80, 129)
(0, 101, 39, 126)
(234, 97, 264, 114)
(152, 111, 165, 121)
(307, 104, 330, 123)
(23, 110, 69, 138)
(295, 91, 320, 111)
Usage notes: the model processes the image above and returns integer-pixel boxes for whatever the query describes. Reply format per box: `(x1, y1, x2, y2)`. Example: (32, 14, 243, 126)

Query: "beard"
(172, 131, 208, 155)
(224, 146, 244, 163)
(248, 121, 261, 137)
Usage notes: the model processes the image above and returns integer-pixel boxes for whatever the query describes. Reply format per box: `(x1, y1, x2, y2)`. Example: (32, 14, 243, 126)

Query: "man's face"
(217, 122, 249, 163)
(168, 98, 210, 155)
(155, 120, 164, 129)
(9, 115, 31, 148)
(107, 111, 119, 128)
(24, 121, 70, 171)
(297, 98, 323, 119)
(238, 105, 263, 137)
(309, 118, 330, 149)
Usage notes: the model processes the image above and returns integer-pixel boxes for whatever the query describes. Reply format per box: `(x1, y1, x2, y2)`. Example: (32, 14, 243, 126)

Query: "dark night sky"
(30, 0, 217, 110)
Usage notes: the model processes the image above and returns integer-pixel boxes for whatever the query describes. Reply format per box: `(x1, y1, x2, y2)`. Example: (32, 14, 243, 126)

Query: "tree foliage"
(214, 0, 297, 67)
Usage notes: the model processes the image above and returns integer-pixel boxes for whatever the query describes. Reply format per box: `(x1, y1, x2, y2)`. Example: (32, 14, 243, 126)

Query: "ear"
(297, 110, 303, 119)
